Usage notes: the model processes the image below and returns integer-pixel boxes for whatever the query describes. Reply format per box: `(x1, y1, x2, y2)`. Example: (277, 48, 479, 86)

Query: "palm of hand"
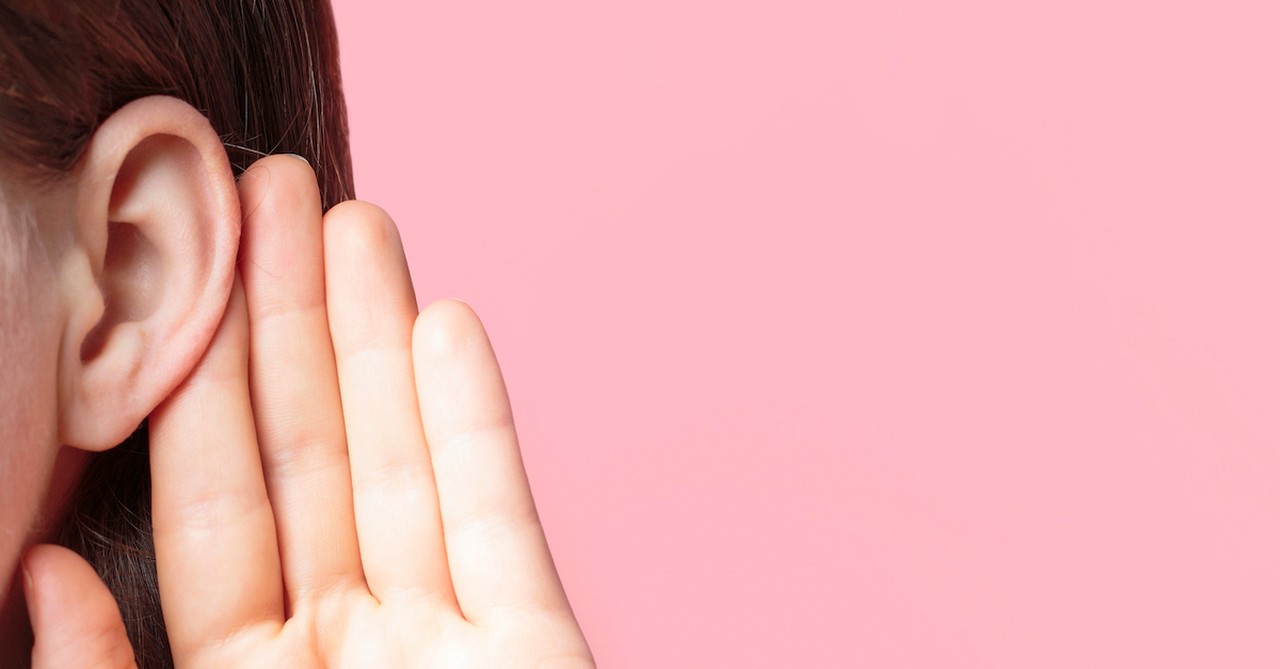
(208, 589, 589, 668)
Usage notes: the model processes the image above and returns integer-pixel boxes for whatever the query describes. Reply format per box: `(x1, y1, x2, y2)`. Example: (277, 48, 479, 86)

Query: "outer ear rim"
(58, 95, 241, 452)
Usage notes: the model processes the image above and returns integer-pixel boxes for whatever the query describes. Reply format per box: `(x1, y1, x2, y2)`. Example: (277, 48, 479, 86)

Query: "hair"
(0, 184, 34, 343)
(0, 1, 355, 666)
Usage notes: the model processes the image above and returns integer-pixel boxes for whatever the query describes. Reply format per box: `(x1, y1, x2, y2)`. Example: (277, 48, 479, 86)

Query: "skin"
(2, 98, 593, 667)
(0, 97, 244, 668)
(0, 178, 92, 659)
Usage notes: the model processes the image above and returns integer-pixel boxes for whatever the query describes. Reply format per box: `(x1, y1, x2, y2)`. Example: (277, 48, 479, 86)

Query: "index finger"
(150, 279, 284, 656)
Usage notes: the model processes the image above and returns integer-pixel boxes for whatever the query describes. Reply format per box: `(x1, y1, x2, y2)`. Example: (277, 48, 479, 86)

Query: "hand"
(23, 156, 594, 668)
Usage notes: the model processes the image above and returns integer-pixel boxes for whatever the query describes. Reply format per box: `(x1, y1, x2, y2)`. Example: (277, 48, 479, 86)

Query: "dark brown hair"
(0, 1, 355, 666)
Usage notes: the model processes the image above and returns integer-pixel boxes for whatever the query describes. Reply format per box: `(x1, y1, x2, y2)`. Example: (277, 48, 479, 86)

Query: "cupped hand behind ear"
(23, 156, 594, 669)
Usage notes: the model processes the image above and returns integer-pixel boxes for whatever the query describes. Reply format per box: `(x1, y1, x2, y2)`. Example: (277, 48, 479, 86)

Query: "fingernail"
(284, 153, 310, 166)
(20, 558, 34, 594)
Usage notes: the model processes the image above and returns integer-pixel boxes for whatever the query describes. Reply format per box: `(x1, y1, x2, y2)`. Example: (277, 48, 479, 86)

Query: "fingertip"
(323, 200, 417, 351)
(22, 544, 66, 600)
(22, 544, 93, 617)
(238, 154, 322, 250)
(239, 154, 318, 200)
(322, 199, 405, 268)
(411, 298, 513, 441)
(256, 154, 320, 205)
(324, 198, 394, 228)
(24, 545, 136, 669)
(418, 298, 483, 331)
(412, 298, 489, 361)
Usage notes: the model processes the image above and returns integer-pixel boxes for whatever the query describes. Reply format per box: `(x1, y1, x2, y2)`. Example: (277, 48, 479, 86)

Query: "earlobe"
(57, 96, 240, 452)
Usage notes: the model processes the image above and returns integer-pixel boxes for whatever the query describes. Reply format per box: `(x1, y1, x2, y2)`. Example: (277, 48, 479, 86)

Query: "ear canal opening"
(79, 221, 163, 361)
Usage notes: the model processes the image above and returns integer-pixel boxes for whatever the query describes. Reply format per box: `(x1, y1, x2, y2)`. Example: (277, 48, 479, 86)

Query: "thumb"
(23, 544, 137, 669)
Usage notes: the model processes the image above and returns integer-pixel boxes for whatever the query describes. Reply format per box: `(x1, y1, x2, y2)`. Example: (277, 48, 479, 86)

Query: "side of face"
(0, 194, 64, 604)
(0, 96, 243, 613)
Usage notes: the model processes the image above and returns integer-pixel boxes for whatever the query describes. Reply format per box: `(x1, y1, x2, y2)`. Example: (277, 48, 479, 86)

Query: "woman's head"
(0, 1, 353, 664)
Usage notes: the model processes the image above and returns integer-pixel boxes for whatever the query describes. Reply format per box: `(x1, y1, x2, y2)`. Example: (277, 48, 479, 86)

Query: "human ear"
(56, 96, 240, 451)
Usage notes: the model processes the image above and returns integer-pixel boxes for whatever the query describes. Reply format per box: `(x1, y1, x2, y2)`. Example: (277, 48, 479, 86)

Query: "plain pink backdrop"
(330, 1, 1280, 666)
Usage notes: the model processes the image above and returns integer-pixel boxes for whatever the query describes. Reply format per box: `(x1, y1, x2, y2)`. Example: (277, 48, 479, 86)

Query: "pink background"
(330, 1, 1280, 666)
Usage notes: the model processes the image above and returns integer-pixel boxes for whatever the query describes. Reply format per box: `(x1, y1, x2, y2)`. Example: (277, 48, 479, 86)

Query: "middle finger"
(238, 156, 363, 603)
